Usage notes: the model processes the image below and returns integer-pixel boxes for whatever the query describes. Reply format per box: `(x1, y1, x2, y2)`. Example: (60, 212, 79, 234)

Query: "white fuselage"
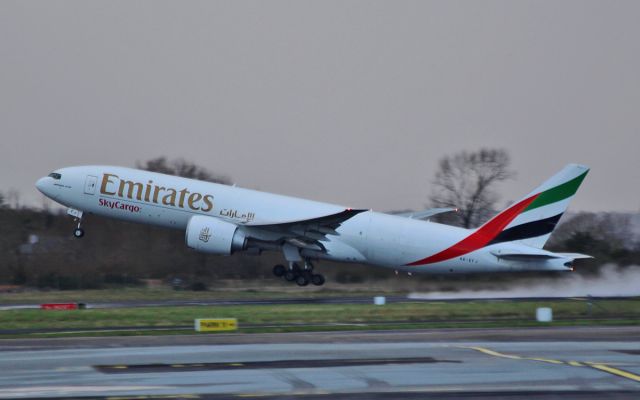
(36, 166, 572, 274)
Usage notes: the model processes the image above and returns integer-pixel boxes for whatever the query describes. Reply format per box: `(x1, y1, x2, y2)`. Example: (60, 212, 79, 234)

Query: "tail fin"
(404, 164, 589, 266)
(485, 163, 589, 248)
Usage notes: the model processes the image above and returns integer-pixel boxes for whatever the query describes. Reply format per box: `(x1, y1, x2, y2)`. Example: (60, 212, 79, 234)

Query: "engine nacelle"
(185, 215, 246, 255)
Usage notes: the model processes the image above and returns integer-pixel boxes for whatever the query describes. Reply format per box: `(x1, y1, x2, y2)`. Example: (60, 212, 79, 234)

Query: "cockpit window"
(48, 173, 62, 180)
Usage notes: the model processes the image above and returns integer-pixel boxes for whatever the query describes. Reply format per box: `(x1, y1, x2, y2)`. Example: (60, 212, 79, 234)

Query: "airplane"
(35, 163, 591, 287)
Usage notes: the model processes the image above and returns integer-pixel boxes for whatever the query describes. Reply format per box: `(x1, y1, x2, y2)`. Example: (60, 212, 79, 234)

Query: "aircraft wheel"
(311, 274, 325, 286)
(73, 228, 85, 238)
(284, 270, 297, 282)
(273, 264, 286, 277)
(296, 275, 309, 286)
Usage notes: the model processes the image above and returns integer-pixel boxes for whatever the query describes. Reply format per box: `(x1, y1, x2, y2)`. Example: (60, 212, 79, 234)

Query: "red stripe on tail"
(406, 194, 539, 266)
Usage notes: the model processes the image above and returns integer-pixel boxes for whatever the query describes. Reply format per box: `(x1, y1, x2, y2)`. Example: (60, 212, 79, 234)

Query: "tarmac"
(0, 326, 638, 399)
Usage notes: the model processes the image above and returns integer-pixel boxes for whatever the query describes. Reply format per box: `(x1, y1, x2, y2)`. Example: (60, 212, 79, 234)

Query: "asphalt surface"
(0, 327, 639, 399)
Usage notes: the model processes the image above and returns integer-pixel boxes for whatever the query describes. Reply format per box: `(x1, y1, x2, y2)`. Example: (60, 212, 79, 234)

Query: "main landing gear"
(273, 261, 325, 287)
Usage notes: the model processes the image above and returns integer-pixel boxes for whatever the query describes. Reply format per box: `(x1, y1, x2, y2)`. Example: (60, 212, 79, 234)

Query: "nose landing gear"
(68, 208, 85, 239)
(73, 226, 85, 238)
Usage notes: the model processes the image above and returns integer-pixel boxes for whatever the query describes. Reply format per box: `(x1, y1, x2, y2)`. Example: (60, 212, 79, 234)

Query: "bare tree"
(137, 157, 231, 184)
(429, 148, 514, 228)
(6, 189, 21, 209)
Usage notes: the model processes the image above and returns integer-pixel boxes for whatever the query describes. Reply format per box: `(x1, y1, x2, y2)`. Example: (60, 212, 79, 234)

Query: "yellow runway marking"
(461, 346, 567, 365)
(568, 361, 584, 367)
(528, 357, 565, 365)
(464, 346, 523, 360)
(458, 346, 640, 384)
(589, 364, 640, 382)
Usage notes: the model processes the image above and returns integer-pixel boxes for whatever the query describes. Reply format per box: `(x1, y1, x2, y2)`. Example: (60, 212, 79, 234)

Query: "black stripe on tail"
(489, 213, 563, 245)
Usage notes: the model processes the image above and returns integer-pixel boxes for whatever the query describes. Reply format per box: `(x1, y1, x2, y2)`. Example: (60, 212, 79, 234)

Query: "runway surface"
(0, 327, 639, 399)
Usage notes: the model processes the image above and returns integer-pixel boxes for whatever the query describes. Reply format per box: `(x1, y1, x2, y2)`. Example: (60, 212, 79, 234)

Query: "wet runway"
(0, 327, 638, 399)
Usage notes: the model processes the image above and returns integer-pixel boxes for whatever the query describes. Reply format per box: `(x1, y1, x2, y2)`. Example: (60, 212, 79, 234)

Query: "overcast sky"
(1, 1, 638, 213)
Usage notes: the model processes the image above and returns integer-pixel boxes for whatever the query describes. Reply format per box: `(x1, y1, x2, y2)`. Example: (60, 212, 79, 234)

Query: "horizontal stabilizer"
(491, 251, 559, 261)
(555, 252, 593, 259)
(491, 248, 593, 261)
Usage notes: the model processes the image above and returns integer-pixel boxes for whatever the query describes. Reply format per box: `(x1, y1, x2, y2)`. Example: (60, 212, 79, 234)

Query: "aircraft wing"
(243, 208, 368, 251)
(394, 207, 457, 220)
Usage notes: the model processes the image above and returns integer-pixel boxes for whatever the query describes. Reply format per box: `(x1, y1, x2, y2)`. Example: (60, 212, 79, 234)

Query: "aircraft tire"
(273, 264, 286, 277)
(296, 275, 309, 286)
(311, 274, 325, 286)
(73, 228, 85, 238)
(284, 271, 297, 282)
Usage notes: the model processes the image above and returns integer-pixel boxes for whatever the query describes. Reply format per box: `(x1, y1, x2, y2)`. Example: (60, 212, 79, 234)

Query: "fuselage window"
(48, 173, 62, 180)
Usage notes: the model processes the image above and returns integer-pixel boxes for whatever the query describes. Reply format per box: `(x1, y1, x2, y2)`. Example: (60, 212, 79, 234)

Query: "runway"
(0, 327, 639, 399)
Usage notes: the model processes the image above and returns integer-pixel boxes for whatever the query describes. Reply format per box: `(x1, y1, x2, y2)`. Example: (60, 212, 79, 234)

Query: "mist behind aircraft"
(409, 264, 640, 299)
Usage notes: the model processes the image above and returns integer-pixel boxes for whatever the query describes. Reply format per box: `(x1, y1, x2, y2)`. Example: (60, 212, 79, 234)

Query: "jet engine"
(185, 215, 246, 255)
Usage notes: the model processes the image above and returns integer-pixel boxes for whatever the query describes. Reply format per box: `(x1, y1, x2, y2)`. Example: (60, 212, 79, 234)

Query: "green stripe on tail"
(524, 170, 588, 212)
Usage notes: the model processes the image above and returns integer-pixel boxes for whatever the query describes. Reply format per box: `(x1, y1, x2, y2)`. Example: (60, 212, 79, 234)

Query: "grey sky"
(1, 1, 638, 213)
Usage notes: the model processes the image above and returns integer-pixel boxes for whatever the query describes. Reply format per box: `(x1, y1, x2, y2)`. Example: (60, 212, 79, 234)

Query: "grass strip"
(0, 299, 638, 338)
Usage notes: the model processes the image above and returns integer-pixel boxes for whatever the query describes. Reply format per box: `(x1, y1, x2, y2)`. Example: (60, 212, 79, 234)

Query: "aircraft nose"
(35, 177, 49, 194)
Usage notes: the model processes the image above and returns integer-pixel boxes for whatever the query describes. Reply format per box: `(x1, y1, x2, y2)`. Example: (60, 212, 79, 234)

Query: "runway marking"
(464, 346, 523, 360)
(528, 357, 565, 365)
(588, 364, 640, 382)
(459, 346, 640, 383)
(462, 346, 573, 365)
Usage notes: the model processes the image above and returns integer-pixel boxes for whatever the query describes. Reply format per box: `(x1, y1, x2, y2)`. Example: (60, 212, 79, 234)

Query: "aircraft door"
(84, 175, 98, 195)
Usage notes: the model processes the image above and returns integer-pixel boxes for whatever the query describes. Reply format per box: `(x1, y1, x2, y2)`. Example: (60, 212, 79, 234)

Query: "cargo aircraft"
(36, 164, 591, 286)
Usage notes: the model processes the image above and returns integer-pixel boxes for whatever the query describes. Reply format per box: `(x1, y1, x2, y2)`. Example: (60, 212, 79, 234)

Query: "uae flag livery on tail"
(489, 166, 589, 248)
(406, 164, 589, 266)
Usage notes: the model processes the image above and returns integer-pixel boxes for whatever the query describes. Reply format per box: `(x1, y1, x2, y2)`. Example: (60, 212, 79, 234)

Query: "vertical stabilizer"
(487, 164, 589, 248)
